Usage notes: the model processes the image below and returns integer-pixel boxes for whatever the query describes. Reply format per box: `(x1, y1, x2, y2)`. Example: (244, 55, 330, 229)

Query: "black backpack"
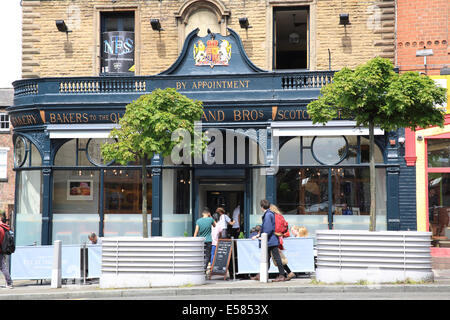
(1, 226, 15, 255)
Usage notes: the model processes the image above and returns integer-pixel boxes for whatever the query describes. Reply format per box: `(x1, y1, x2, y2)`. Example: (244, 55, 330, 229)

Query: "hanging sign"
(101, 31, 135, 74)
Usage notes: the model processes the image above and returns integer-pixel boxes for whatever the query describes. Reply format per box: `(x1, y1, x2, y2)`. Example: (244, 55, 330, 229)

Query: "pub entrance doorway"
(193, 169, 250, 237)
(207, 190, 244, 232)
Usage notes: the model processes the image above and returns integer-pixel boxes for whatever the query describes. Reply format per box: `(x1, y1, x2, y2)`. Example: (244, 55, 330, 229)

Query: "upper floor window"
(0, 113, 9, 131)
(273, 7, 309, 70)
(100, 11, 135, 75)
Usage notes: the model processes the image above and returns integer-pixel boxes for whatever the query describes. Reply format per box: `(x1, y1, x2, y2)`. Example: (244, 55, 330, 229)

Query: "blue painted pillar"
(386, 166, 400, 230)
(265, 127, 275, 204)
(151, 154, 162, 236)
(41, 133, 53, 245)
(385, 130, 401, 231)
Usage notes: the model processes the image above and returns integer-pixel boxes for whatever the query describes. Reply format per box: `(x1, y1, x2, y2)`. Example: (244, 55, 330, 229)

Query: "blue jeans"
(210, 245, 216, 265)
(0, 254, 12, 286)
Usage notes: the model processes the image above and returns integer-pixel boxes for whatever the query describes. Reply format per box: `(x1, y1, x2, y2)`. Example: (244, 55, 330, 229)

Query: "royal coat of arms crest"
(193, 39, 232, 67)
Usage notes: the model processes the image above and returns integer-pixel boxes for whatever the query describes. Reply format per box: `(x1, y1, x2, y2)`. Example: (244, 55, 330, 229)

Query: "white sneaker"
(5, 284, 13, 289)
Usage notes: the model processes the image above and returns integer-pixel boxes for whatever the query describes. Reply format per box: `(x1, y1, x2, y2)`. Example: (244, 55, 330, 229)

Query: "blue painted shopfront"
(8, 29, 413, 246)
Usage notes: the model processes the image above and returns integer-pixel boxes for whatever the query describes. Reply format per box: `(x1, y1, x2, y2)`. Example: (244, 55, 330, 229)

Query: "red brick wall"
(397, 0, 449, 74)
(0, 110, 14, 218)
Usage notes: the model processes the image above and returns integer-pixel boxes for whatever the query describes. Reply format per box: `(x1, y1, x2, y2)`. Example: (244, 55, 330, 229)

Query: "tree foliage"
(307, 57, 446, 130)
(101, 88, 204, 237)
(101, 88, 204, 164)
(307, 57, 447, 231)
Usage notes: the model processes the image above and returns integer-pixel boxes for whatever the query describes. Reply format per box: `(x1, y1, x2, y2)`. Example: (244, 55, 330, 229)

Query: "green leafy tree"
(307, 57, 447, 231)
(101, 88, 204, 237)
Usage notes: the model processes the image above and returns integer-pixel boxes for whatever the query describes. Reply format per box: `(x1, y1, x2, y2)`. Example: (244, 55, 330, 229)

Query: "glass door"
(427, 138, 450, 245)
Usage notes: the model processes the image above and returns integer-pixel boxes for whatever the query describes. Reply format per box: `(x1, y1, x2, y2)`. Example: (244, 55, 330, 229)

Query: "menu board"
(210, 239, 232, 280)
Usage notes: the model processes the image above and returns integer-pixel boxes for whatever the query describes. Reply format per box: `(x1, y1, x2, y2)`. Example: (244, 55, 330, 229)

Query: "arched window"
(176, 0, 230, 50)
(13, 135, 42, 168)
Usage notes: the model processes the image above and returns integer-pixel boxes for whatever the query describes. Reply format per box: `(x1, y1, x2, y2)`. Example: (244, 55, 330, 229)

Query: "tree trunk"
(142, 155, 148, 238)
(369, 121, 376, 231)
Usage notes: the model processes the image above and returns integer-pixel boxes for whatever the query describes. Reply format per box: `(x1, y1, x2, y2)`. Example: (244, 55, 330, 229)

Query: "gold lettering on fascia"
(275, 109, 311, 121)
(49, 112, 89, 124)
(10, 114, 38, 127)
(47, 112, 123, 124)
(200, 107, 324, 122)
(176, 80, 250, 90)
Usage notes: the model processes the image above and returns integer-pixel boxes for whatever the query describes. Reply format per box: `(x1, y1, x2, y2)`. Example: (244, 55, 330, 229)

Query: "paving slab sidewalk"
(0, 271, 449, 300)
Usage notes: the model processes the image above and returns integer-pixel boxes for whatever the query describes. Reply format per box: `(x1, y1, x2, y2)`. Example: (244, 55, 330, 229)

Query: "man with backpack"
(251, 199, 287, 282)
(0, 219, 13, 289)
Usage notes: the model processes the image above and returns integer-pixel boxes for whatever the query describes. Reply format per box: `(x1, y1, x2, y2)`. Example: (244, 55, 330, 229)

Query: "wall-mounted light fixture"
(417, 135, 423, 141)
(339, 14, 350, 26)
(398, 137, 405, 144)
(416, 47, 434, 75)
(151, 19, 164, 31)
(239, 17, 252, 29)
(55, 20, 71, 34)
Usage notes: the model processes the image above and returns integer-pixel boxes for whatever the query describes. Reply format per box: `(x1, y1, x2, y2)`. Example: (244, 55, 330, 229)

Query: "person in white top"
(216, 207, 234, 238)
(230, 204, 241, 238)
(210, 212, 223, 266)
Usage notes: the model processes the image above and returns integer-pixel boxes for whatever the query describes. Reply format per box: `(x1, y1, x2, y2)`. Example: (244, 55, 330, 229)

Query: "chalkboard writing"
(210, 239, 232, 280)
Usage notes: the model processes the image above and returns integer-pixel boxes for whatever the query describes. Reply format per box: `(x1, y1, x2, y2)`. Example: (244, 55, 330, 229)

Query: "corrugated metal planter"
(315, 230, 433, 284)
(100, 237, 206, 288)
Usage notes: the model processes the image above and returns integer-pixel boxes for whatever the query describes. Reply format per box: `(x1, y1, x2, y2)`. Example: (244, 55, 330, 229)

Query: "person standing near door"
(194, 208, 216, 273)
(216, 207, 234, 238)
(230, 204, 241, 239)
(210, 212, 223, 266)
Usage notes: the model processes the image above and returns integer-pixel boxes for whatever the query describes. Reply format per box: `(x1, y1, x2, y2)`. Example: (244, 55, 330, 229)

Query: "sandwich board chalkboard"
(210, 239, 232, 280)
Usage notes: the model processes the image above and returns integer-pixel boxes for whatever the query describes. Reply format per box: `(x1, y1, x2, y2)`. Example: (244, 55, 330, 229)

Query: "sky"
(0, 0, 22, 88)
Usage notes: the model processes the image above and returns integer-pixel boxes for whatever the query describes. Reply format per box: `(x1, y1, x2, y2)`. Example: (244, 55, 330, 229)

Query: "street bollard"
(51, 240, 62, 288)
(260, 233, 268, 283)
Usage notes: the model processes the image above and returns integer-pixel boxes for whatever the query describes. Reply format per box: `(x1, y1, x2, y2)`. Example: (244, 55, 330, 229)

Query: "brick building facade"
(0, 88, 14, 221)
(21, 0, 395, 77)
(396, 0, 449, 75)
(397, 0, 450, 250)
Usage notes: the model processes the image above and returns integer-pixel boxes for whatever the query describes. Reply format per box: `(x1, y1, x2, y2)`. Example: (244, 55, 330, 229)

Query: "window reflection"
(331, 168, 370, 216)
(360, 137, 384, 163)
(428, 139, 450, 167)
(174, 169, 190, 214)
(428, 173, 450, 244)
(277, 168, 329, 215)
(311, 136, 347, 165)
(103, 169, 152, 214)
(278, 136, 383, 166)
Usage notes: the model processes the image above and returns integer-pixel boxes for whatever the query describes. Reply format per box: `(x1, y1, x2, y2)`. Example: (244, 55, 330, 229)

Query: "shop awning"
(46, 124, 119, 139)
(271, 121, 384, 136)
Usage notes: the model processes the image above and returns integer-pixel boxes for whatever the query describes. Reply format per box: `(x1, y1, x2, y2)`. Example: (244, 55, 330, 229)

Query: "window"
(427, 138, 450, 246)
(277, 168, 329, 215)
(428, 139, 450, 167)
(0, 113, 9, 131)
(274, 135, 387, 234)
(13, 136, 41, 168)
(103, 169, 152, 214)
(0, 148, 8, 179)
(100, 11, 135, 75)
(174, 169, 191, 214)
(278, 136, 383, 166)
(273, 7, 309, 69)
